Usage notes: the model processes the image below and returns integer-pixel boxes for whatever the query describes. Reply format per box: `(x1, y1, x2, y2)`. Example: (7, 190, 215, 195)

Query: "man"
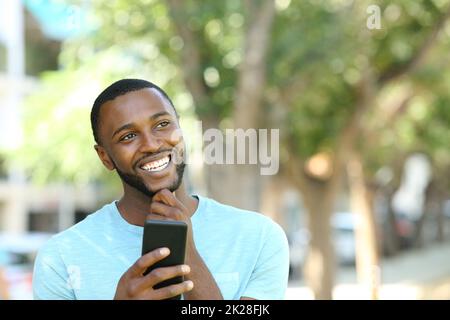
(33, 79, 289, 300)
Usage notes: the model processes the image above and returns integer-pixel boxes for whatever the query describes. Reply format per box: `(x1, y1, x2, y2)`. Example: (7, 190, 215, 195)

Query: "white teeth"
(141, 156, 170, 172)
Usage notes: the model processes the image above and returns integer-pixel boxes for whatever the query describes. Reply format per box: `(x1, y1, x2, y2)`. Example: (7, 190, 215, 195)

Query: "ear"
(94, 145, 115, 171)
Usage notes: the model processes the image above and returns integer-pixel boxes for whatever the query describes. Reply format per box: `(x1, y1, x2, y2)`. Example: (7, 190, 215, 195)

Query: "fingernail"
(186, 280, 194, 290)
(159, 248, 170, 256)
(181, 265, 190, 273)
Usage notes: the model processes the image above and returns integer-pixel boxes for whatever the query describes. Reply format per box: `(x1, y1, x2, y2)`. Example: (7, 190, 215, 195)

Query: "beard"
(115, 160, 186, 198)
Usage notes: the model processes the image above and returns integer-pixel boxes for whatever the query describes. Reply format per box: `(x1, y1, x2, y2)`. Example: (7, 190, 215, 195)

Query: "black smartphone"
(141, 219, 188, 300)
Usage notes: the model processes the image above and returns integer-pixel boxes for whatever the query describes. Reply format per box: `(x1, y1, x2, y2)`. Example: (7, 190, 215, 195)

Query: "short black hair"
(91, 78, 176, 144)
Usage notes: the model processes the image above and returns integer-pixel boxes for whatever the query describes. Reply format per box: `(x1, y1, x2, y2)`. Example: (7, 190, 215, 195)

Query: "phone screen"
(141, 220, 188, 299)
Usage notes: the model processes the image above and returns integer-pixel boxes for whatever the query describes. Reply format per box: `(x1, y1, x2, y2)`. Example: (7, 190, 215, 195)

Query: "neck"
(116, 181, 197, 226)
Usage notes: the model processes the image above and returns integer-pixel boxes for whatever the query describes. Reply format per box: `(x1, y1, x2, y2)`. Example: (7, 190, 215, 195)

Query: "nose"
(138, 131, 162, 154)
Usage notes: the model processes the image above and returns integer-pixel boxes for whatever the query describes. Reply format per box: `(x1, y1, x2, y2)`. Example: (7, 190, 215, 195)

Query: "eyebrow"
(111, 111, 172, 139)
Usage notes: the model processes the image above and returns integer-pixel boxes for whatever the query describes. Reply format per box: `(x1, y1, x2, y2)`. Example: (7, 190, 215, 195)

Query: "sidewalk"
(286, 241, 450, 299)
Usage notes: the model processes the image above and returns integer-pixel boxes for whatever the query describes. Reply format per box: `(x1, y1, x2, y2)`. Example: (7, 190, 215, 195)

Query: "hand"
(149, 190, 223, 300)
(114, 247, 193, 300)
(149, 189, 196, 257)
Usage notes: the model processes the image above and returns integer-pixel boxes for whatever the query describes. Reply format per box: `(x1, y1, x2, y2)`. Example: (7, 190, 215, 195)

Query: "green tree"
(276, 0, 450, 298)
(10, 0, 450, 300)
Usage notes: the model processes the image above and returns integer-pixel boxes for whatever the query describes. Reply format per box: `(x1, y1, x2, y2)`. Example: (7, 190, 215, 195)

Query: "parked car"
(331, 212, 356, 265)
(0, 232, 53, 300)
(289, 212, 356, 279)
(288, 227, 310, 279)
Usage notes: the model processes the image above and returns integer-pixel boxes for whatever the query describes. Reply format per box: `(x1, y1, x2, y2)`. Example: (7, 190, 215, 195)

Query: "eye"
(120, 132, 136, 141)
(156, 120, 170, 129)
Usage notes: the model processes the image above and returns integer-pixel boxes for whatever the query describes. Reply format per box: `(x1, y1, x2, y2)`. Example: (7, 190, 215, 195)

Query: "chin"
(145, 176, 180, 194)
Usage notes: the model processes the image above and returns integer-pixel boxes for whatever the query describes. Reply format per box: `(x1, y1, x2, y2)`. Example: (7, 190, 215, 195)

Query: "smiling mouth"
(140, 155, 171, 172)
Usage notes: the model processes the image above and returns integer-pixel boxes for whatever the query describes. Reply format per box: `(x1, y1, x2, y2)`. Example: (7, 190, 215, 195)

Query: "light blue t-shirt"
(33, 195, 289, 300)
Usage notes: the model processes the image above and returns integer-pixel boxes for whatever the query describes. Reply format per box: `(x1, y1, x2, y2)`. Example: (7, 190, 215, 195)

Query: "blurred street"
(287, 241, 450, 299)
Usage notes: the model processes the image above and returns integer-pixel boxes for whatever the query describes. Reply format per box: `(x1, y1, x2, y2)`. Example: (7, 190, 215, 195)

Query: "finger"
(145, 213, 169, 221)
(150, 201, 184, 220)
(129, 248, 170, 277)
(135, 264, 191, 293)
(149, 280, 194, 300)
(152, 189, 178, 207)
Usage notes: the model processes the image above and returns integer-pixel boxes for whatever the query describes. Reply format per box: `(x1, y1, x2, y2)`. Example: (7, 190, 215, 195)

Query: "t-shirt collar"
(109, 194, 207, 232)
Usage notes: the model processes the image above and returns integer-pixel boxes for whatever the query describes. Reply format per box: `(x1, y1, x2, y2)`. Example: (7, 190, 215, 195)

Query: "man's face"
(95, 88, 185, 198)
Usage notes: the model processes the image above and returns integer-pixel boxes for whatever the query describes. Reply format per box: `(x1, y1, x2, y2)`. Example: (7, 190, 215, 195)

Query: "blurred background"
(1, 0, 450, 300)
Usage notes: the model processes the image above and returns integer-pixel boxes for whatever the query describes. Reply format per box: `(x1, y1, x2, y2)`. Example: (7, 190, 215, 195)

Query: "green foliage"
(64, 0, 245, 119)
(8, 0, 450, 187)
(8, 45, 190, 188)
(9, 0, 247, 186)
(270, 0, 450, 173)
(7, 67, 105, 185)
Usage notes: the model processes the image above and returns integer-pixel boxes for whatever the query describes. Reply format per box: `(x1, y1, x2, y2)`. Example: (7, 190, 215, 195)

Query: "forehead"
(98, 88, 176, 135)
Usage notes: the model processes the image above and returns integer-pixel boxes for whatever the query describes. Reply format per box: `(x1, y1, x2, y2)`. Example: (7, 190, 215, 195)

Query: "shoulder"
(198, 196, 287, 242)
(199, 196, 270, 221)
(36, 202, 115, 262)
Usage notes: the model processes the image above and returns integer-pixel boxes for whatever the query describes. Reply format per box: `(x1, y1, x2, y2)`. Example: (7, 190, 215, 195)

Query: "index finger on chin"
(153, 189, 177, 206)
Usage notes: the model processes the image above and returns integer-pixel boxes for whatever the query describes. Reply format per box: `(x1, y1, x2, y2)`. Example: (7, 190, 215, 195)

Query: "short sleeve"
(32, 241, 75, 300)
(242, 221, 289, 300)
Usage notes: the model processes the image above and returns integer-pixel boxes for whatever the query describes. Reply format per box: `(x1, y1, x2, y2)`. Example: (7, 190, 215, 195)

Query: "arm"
(34, 237, 193, 300)
(151, 189, 223, 300)
(240, 222, 290, 300)
(33, 241, 76, 300)
(182, 247, 223, 300)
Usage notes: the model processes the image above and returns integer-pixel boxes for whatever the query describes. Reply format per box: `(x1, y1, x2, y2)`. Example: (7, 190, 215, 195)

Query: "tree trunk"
(300, 177, 338, 300)
(168, 0, 274, 211)
(294, 78, 372, 298)
(429, 180, 446, 243)
(200, 118, 263, 211)
(413, 185, 429, 249)
(259, 175, 289, 228)
(436, 192, 445, 243)
(210, 0, 274, 211)
(418, 180, 446, 245)
(286, 149, 345, 299)
(383, 188, 400, 256)
(205, 164, 261, 211)
(347, 151, 381, 300)
(382, 156, 407, 256)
